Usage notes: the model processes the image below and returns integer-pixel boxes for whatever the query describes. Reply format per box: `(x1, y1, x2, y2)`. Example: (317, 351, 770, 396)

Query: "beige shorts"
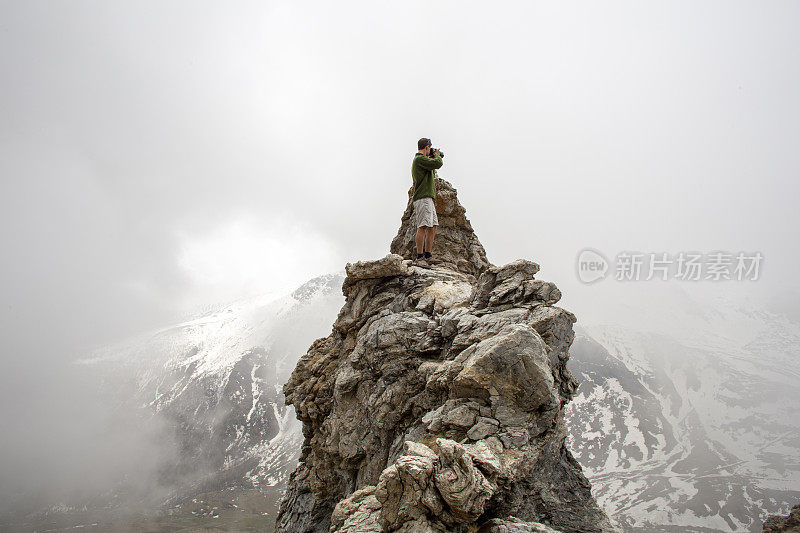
(413, 197, 438, 228)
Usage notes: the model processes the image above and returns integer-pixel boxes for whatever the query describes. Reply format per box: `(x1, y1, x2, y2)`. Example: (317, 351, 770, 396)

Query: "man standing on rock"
(411, 137, 444, 267)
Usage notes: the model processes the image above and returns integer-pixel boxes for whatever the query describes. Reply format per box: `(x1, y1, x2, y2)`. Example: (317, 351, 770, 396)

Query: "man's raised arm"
(416, 154, 443, 170)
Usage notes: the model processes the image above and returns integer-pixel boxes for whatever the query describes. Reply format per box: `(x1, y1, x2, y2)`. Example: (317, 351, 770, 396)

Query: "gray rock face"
(275, 179, 615, 533)
(763, 503, 800, 532)
(390, 178, 490, 278)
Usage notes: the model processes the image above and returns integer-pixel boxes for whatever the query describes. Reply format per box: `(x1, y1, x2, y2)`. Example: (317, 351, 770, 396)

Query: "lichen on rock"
(275, 178, 616, 533)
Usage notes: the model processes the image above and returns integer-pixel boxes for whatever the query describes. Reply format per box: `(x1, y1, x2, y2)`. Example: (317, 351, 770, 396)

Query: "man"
(411, 137, 444, 267)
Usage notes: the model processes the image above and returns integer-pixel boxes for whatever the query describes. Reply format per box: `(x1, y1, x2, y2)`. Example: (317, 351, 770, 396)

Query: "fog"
(1, 0, 799, 521)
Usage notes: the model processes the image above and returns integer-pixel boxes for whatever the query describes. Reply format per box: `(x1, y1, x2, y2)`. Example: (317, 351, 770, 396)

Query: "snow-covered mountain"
(0, 274, 348, 531)
(7, 272, 797, 532)
(90, 271, 793, 532)
(74, 273, 346, 501)
(565, 284, 800, 532)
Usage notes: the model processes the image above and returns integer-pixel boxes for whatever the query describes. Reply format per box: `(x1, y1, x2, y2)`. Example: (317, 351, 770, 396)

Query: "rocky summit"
(275, 179, 616, 533)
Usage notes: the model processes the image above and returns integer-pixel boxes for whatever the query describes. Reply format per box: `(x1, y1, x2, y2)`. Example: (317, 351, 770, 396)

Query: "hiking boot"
(425, 255, 439, 265)
(413, 257, 430, 268)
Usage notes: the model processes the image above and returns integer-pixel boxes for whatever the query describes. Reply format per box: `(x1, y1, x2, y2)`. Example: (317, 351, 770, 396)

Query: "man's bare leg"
(415, 227, 427, 255)
(424, 225, 436, 254)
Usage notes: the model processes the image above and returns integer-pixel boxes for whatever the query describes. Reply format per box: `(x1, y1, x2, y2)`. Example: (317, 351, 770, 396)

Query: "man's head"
(417, 137, 432, 155)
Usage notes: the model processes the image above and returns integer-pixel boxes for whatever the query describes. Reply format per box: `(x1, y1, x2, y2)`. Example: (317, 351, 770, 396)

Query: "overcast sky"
(2, 0, 799, 370)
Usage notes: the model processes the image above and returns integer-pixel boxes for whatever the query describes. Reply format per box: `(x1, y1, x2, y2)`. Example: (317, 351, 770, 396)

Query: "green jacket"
(411, 153, 443, 201)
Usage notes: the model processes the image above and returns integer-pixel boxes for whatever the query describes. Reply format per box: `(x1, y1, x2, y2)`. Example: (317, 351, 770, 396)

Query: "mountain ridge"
(275, 178, 615, 533)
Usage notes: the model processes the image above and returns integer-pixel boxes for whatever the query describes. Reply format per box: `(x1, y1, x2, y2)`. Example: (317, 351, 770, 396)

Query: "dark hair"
(417, 138, 432, 150)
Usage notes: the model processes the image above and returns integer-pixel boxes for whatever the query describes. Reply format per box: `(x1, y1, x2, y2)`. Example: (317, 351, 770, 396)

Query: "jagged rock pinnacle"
(275, 178, 616, 533)
(390, 178, 490, 278)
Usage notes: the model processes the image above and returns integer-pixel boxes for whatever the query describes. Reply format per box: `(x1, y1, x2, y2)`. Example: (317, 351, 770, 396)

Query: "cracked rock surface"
(275, 179, 616, 533)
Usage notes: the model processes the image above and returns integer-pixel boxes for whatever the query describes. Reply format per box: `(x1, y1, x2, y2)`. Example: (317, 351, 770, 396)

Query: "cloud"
(175, 211, 342, 307)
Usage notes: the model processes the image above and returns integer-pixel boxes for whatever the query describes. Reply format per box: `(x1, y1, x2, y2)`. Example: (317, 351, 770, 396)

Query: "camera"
(431, 147, 444, 158)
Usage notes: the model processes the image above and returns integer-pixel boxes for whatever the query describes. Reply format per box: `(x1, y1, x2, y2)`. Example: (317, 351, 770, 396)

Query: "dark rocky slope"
(763, 503, 800, 532)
